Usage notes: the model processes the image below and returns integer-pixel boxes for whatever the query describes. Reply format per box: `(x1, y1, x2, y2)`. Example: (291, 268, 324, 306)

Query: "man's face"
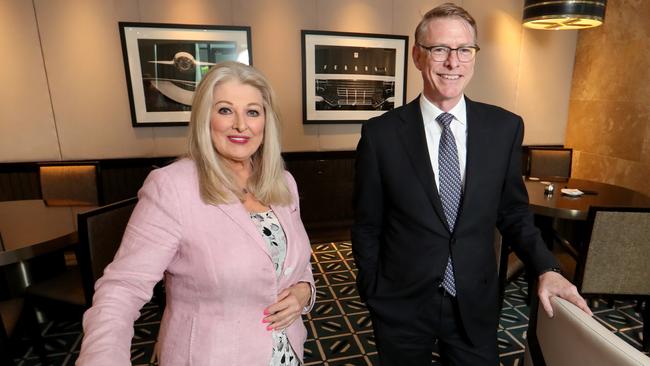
(413, 17, 476, 111)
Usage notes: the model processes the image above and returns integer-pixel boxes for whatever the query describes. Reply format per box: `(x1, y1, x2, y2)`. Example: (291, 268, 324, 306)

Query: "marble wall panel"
(566, 100, 646, 161)
(571, 151, 614, 183)
(642, 121, 650, 165)
(616, 158, 650, 197)
(572, 39, 650, 103)
(567, 0, 650, 197)
(573, 151, 650, 197)
(596, 0, 650, 42)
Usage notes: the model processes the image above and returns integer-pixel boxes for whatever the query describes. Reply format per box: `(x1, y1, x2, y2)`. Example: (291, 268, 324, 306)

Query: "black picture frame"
(301, 30, 408, 124)
(118, 22, 252, 127)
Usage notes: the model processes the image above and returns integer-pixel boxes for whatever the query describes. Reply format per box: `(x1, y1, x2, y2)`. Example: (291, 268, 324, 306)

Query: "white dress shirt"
(420, 95, 468, 193)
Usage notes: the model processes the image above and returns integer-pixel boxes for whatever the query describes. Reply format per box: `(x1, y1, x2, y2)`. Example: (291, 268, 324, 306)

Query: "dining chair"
(553, 206, 650, 351)
(494, 230, 526, 310)
(23, 197, 138, 353)
(38, 162, 102, 206)
(578, 206, 650, 351)
(0, 296, 47, 365)
(0, 298, 24, 365)
(527, 147, 572, 181)
(524, 297, 650, 366)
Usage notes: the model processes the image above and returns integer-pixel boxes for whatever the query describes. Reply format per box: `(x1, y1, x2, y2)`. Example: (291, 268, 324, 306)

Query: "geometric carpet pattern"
(9, 241, 648, 365)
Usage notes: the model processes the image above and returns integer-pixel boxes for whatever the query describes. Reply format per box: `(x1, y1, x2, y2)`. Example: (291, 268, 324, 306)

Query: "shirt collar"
(419, 95, 467, 127)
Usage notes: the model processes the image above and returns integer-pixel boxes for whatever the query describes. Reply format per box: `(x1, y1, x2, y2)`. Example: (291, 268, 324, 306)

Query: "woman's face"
(210, 79, 265, 167)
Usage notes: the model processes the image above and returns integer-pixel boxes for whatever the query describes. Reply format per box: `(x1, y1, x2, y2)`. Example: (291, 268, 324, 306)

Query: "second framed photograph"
(301, 30, 408, 124)
(119, 22, 252, 127)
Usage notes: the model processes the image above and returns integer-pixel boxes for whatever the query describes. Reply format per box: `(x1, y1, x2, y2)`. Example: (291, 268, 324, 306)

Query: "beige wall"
(0, 0, 578, 162)
(566, 0, 650, 196)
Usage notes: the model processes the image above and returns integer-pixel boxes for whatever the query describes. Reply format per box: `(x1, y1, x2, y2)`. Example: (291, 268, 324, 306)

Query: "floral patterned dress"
(250, 210, 301, 366)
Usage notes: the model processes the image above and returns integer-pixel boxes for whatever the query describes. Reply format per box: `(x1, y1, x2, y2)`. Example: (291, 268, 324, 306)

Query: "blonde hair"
(187, 61, 291, 206)
(415, 3, 478, 44)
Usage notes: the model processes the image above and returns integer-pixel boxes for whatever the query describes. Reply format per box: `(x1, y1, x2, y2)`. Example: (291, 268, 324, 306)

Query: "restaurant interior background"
(0, 0, 647, 196)
(0, 0, 645, 198)
(1, 1, 649, 364)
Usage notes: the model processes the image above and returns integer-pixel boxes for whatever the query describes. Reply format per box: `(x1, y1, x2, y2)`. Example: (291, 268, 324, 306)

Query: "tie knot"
(436, 112, 455, 128)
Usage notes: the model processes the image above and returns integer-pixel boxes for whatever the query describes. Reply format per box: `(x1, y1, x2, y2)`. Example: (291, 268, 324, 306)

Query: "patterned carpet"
(9, 241, 647, 365)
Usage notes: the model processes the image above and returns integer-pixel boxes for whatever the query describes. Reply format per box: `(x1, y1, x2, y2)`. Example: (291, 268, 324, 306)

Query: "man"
(351, 3, 592, 365)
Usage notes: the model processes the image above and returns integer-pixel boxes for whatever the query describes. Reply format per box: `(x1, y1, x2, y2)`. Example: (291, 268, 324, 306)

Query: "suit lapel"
(217, 202, 271, 259)
(397, 97, 447, 228)
(460, 98, 486, 220)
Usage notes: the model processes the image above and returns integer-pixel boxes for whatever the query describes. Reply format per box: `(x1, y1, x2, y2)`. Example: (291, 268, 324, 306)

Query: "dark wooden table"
(523, 178, 650, 365)
(0, 200, 92, 295)
(525, 178, 650, 220)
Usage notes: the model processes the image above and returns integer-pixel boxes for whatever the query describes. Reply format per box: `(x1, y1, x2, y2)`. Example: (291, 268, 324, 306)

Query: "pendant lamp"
(523, 0, 607, 30)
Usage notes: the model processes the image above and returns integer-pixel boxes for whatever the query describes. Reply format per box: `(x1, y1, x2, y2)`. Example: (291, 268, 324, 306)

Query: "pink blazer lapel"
(217, 202, 271, 259)
(270, 202, 300, 275)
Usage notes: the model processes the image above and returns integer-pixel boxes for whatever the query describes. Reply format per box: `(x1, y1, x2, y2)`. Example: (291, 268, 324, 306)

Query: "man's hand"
(538, 271, 592, 317)
(263, 282, 312, 331)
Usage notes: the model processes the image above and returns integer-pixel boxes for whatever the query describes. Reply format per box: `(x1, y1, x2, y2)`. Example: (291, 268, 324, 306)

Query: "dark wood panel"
(0, 164, 39, 201)
(0, 146, 555, 243)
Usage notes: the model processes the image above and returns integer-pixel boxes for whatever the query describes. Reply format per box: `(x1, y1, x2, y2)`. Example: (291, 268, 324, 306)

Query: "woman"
(77, 61, 315, 365)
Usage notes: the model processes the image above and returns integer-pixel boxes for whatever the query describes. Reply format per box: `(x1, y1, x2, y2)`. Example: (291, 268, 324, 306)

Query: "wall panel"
(566, 0, 650, 196)
(0, 0, 59, 162)
(1, 0, 580, 161)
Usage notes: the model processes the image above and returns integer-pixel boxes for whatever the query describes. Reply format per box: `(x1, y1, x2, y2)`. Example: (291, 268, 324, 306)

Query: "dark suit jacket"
(351, 96, 558, 346)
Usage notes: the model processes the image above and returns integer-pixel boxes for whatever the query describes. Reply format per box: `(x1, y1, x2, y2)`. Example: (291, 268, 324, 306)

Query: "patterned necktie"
(437, 112, 461, 296)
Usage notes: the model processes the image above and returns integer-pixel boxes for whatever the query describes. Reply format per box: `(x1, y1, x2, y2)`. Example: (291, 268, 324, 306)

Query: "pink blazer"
(77, 159, 315, 365)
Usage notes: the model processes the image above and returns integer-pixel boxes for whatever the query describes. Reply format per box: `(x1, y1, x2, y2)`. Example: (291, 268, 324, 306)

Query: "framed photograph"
(301, 30, 408, 124)
(119, 22, 252, 127)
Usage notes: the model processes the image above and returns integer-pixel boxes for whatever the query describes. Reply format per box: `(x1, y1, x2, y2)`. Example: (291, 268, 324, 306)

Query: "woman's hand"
(263, 282, 312, 331)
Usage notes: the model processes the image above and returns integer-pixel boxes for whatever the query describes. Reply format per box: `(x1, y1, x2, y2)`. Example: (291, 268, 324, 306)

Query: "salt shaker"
(544, 183, 555, 195)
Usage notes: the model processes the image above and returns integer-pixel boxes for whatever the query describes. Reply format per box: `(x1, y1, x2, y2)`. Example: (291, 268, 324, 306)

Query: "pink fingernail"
(263, 309, 270, 315)
(262, 318, 269, 323)
(266, 325, 273, 331)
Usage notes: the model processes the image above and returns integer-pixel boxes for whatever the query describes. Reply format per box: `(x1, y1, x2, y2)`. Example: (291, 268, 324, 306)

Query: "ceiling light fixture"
(523, 0, 607, 30)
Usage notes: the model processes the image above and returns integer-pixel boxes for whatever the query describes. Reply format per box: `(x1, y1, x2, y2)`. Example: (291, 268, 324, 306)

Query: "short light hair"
(187, 61, 291, 206)
(415, 3, 478, 44)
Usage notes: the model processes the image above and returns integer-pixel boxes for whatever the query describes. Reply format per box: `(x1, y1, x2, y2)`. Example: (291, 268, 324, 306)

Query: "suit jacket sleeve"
(351, 122, 384, 301)
(284, 171, 316, 314)
(77, 168, 182, 365)
(496, 118, 559, 275)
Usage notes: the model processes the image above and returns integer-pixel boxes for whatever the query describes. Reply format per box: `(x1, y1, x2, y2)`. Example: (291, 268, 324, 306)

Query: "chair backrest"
(39, 162, 101, 206)
(76, 197, 137, 305)
(580, 207, 650, 295)
(527, 148, 572, 181)
(525, 297, 650, 366)
(0, 298, 23, 365)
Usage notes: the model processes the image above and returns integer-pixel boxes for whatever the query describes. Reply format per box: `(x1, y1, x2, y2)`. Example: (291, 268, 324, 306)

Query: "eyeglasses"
(418, 44, 480, 62)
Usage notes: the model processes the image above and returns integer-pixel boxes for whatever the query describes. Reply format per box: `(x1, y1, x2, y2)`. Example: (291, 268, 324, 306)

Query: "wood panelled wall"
(1, 148, 551, 243)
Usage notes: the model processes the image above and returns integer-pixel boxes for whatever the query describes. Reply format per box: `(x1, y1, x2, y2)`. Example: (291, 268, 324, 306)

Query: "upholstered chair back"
(77, 197, 137, 305)
(528, 148, 572, 181)
(525, 297, 650, 366)
(580, 208, 650, 295)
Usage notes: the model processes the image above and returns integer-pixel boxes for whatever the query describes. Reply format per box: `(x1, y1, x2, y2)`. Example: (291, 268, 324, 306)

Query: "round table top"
(0, 200, 92, 265)
(525, 178, 650, 220)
